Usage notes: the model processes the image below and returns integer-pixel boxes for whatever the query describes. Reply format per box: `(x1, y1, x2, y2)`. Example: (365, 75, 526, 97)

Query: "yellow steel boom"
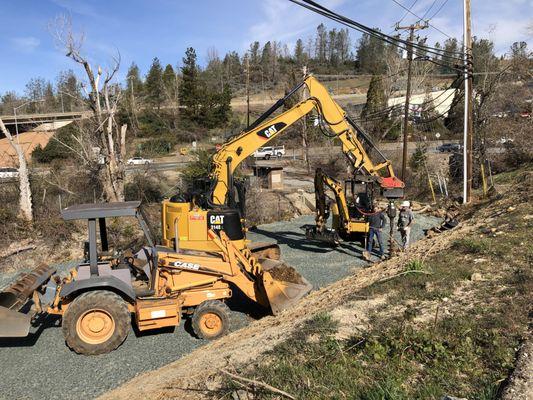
(210, 75, 403, 205)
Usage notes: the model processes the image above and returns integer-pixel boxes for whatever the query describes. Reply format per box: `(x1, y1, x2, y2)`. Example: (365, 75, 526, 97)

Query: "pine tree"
(57, 70, 81, 111)
(314, 23, 327, 63)
(356, 31, 387, 73)
(441, 38, 459, 74)
(361, 74, 389, 138)
(362, 74, 387, 118)
(126, 62, 143, 96)
(43, 82, 57, 112)
(162, 64, 177, 101)
(261, 41, 273, 80)
(145, 57, 164, 109)
(294, 39, 306, 66)
(179, 47, 200, 119)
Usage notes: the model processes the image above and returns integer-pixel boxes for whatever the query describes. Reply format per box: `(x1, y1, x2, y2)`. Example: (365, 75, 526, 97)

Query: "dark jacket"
(368, 211, 386, 229)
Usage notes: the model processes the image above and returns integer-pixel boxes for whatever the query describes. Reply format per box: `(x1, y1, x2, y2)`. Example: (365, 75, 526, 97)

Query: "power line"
(427, 0, 450, 21)
(397, 0, 419, 26)
(390, 0, 453, 39)
(289, 0, 464, 64)
(419, 0, 438, 21)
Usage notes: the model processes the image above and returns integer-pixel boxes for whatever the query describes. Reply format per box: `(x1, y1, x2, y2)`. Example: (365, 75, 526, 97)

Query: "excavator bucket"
(0, 303, 31, 337)
(260, 259, 312, 315)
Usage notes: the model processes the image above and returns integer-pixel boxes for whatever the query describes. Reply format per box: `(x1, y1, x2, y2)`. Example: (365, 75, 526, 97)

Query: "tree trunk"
(0, 118, 33, 221)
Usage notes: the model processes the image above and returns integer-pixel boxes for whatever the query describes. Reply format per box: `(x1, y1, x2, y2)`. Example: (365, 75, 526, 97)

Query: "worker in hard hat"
(397, 200, 414, 250)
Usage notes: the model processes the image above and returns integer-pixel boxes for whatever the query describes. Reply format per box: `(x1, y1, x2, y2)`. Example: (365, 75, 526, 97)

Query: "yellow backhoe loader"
(161, 74, 403, 251)
(0, 202, 311, 355)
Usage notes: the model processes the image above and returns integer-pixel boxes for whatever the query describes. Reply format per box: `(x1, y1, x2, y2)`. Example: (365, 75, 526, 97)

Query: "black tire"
(191, 300, 230, 340)
(62, 290, 131, 355)
(264, 154, 271, 160)
(276, 152, 282, 158)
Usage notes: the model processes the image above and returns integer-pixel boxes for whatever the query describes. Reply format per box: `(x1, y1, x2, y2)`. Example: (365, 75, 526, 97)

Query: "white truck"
(253, 146, 285, 160)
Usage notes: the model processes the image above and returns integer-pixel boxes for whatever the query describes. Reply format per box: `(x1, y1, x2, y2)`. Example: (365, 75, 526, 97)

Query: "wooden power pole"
(396, 21, 428, 181)
(463, 0, 474, 203)
(245, 56, 250, 128)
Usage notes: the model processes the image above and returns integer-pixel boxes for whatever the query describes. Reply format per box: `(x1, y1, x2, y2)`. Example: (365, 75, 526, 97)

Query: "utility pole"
(463, 0, 474, 203)
(245, 56, 250, 128)
(301, 65, 310, 171)
(396, 21, 428, 181)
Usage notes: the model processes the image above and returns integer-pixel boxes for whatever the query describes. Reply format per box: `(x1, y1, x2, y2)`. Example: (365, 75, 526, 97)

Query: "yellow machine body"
(161, 199, 248, 252)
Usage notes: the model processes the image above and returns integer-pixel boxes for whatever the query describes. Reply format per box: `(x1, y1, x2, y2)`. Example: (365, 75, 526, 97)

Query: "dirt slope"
(100, 170, 532, 400)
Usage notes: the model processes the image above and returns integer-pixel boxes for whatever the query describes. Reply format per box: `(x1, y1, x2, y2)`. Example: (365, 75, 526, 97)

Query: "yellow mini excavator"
(161, 74, 403, 252)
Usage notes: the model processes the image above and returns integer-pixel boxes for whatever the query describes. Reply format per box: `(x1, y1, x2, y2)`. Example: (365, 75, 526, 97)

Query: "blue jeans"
(367, 227, 384, 256)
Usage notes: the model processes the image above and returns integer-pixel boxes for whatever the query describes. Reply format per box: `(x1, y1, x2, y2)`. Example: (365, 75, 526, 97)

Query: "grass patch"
(404, 259, 426, 272)
(217, 304, 525, 400)
(452, 237, 490, 254)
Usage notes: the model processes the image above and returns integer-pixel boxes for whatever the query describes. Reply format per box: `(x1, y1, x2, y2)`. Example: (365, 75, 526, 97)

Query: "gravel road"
(0, 213, 439, 400)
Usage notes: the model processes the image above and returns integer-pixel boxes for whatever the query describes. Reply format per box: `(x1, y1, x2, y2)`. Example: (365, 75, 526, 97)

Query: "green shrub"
(405, 258, 426, 272)
(136, 136, 176, 156)
(32, 123, 79, 163)
(125, 174, 163, 203)
(181, 149, 215, 185)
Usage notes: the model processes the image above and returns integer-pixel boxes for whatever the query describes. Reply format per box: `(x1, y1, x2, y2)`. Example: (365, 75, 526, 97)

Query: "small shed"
(251, 164, 284, 190)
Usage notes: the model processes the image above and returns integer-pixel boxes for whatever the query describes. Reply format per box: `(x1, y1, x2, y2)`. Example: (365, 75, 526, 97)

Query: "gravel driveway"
(0, 213, 439, 400)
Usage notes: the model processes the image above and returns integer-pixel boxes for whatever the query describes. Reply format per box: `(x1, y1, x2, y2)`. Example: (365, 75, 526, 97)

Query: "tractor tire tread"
(192, 300, 230, 340)
(62, 290, 130, 355)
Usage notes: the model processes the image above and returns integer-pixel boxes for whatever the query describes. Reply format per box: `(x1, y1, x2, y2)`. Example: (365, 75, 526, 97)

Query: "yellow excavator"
(161, 74, 403, 252)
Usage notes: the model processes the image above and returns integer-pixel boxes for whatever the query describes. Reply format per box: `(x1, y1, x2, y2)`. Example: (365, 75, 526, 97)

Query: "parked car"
(0, 167, 19, 179)
(437, 143, 462, 153)
(127, 157, 153, 165)
(253, 146, 285, 160)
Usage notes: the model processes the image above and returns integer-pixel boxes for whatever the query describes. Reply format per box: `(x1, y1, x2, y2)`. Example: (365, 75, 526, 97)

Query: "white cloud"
(11, 37, 40, 52)
(246, 0, 348, 50)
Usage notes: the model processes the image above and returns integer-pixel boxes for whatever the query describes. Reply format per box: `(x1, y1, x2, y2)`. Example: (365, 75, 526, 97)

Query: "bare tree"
(0, 118, 33, 221)
(49, 15, 127, 202)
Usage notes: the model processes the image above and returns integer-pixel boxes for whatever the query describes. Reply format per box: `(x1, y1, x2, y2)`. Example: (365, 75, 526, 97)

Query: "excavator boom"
(210, 75, 404, 206)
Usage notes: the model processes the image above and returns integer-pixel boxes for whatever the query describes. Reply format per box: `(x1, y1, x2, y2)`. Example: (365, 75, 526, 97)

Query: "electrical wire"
(390, 0, 452, 39)
(397, 0, 420, 26)
(418, 0, 438, 21)
(427, 0, 450, 21)
(289, 0, 464, 62)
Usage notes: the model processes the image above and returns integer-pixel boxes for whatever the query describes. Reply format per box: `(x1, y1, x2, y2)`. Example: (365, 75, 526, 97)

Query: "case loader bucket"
(0, 304, 31, 337)
(0, 265, 55, 337)
(260, 259, 312, 315)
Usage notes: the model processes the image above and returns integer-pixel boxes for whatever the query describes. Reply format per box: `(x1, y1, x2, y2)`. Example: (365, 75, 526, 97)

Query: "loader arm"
(210, 75, 403, 206)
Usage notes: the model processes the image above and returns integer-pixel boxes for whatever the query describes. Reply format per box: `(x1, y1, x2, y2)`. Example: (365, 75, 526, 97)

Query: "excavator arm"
(210, 75, 404, 206)
(314, 168, 351, 234)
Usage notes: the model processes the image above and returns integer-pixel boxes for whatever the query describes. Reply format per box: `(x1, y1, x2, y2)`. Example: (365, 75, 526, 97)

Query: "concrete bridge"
(0, 110, 92, 135)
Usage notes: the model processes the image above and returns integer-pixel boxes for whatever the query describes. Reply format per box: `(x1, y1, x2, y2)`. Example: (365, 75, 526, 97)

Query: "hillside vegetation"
(99, 166, 532, 400)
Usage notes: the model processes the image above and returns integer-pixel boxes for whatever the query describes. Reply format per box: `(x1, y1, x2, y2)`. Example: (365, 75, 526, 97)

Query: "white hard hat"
(401, 200, 410, 208)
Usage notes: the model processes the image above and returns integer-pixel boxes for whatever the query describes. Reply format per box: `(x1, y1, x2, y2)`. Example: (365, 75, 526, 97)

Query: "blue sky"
(0, 0, 531, 94)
